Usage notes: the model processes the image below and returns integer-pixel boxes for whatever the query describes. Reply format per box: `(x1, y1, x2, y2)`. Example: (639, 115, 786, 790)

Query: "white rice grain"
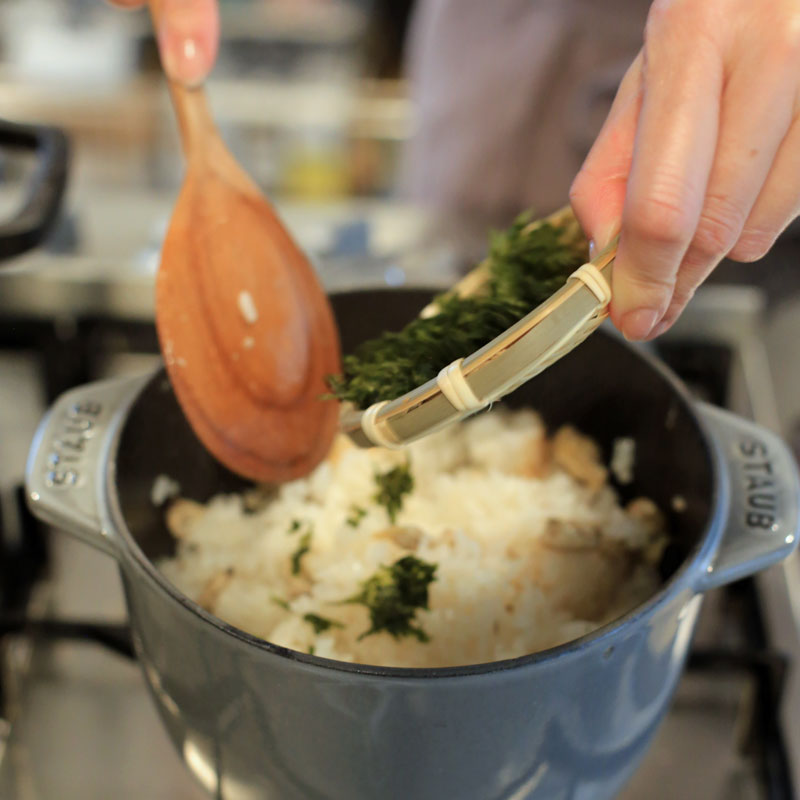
(237, 291, 258, 324)
(159, 409, 666, 668)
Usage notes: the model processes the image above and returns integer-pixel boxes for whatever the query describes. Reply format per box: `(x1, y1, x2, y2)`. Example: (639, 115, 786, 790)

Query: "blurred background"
(0, 0, 658, 293)
(0, 0, 424, 280)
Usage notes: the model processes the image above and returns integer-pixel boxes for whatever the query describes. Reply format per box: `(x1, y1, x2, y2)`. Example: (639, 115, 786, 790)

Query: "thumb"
(569, 52, 644, 256)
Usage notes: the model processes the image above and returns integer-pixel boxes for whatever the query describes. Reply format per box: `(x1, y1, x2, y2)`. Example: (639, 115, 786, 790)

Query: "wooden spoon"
(149, 2, 340, 483)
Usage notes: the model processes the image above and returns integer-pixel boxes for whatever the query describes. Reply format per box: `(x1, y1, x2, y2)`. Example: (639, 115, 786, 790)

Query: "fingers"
(610, 4, 725, 340)
(574, 0, 800, 340)
(727, 113, 800, 263)
(648, 46, 797, 338)
(153, 0, 219, 86)
(570, 52, 645, 254)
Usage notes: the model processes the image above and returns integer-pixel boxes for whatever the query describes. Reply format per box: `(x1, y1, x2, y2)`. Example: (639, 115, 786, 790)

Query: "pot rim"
(104, 326, 726, 680)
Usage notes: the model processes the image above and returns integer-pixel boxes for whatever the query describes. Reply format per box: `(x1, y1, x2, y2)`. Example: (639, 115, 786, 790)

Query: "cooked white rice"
(158, 408, 667, 668)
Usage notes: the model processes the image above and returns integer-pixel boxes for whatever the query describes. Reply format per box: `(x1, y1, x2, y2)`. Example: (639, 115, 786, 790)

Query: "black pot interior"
(115, 289, 713, 582)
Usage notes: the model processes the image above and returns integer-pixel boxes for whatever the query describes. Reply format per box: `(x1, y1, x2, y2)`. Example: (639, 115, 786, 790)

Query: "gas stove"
(0, 273, 797, 798)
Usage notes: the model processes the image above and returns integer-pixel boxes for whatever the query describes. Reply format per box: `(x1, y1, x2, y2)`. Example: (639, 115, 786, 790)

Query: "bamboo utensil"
(341, 206, 617, 449)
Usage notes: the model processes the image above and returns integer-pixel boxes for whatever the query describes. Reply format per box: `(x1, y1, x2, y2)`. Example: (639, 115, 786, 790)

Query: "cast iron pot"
(26, 289, 800, 800)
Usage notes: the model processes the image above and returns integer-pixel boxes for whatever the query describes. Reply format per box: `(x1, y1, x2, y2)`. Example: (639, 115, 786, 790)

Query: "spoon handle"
(148, 0, 215, 158)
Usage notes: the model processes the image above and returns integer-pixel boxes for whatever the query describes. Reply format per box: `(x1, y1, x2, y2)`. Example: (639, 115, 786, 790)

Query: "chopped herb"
(287, 519, 302, 534)
(303, 613, 345, 635)
(346, 505, 367, 528)
(290, 529, 313, 575)
(374, 462, 414, 523)
(308, 645, 316, 655)
(271, 595, 290, 610)
(328, 213, 588, 407)
(345, 555, 437, 642)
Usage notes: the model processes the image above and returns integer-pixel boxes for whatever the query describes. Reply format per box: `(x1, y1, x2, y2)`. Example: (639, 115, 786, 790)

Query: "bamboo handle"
(593, 234, 619, 282)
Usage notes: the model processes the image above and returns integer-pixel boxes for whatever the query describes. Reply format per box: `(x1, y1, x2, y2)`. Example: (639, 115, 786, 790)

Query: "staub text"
(740, 439, 777, 530)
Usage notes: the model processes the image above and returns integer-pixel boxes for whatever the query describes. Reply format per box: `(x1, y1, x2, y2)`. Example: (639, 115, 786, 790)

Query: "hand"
(108, 0, 219, 86)
(570, 0, 800, 340)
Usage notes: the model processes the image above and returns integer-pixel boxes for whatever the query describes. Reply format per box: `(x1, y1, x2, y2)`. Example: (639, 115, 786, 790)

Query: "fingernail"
(158, 30, 210, 87)
(588, 239, 597, 259)
(647, 320, 671, 340)
(620, 308, 660, 341)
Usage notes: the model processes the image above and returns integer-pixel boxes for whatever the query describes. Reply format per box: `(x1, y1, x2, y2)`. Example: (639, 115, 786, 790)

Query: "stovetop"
(0, 284, 797, 799)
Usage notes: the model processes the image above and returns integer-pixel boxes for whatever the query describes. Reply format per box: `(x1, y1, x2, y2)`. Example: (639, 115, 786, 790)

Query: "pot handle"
(0, 119, 69, 261)
(25, 375, 149, 557)
(695, 402, 800, 591)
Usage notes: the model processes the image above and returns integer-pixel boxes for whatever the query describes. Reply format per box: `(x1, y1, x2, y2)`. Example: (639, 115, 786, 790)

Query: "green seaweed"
(345, 555, 437, 642)
(303, 613, 345, 635)
(373, 462, 414, 524)
(328, 213, 587, 408)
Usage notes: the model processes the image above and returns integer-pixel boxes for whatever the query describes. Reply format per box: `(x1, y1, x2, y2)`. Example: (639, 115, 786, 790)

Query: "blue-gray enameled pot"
(26, 289, 800, 800)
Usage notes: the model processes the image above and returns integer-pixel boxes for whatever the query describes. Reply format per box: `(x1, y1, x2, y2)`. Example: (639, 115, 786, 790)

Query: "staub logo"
(45, 401, 103, 488)
(739, 438, 777, 530)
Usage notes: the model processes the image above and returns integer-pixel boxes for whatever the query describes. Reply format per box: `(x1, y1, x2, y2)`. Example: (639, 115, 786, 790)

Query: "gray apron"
(403, 0, 651, 259)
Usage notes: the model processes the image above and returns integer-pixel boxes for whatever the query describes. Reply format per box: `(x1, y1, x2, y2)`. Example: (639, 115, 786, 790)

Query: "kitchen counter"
(0, 194, 455, 321)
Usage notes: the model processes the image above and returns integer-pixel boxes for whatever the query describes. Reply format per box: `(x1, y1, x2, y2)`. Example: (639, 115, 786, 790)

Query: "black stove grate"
(687, 585, 794, 800)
